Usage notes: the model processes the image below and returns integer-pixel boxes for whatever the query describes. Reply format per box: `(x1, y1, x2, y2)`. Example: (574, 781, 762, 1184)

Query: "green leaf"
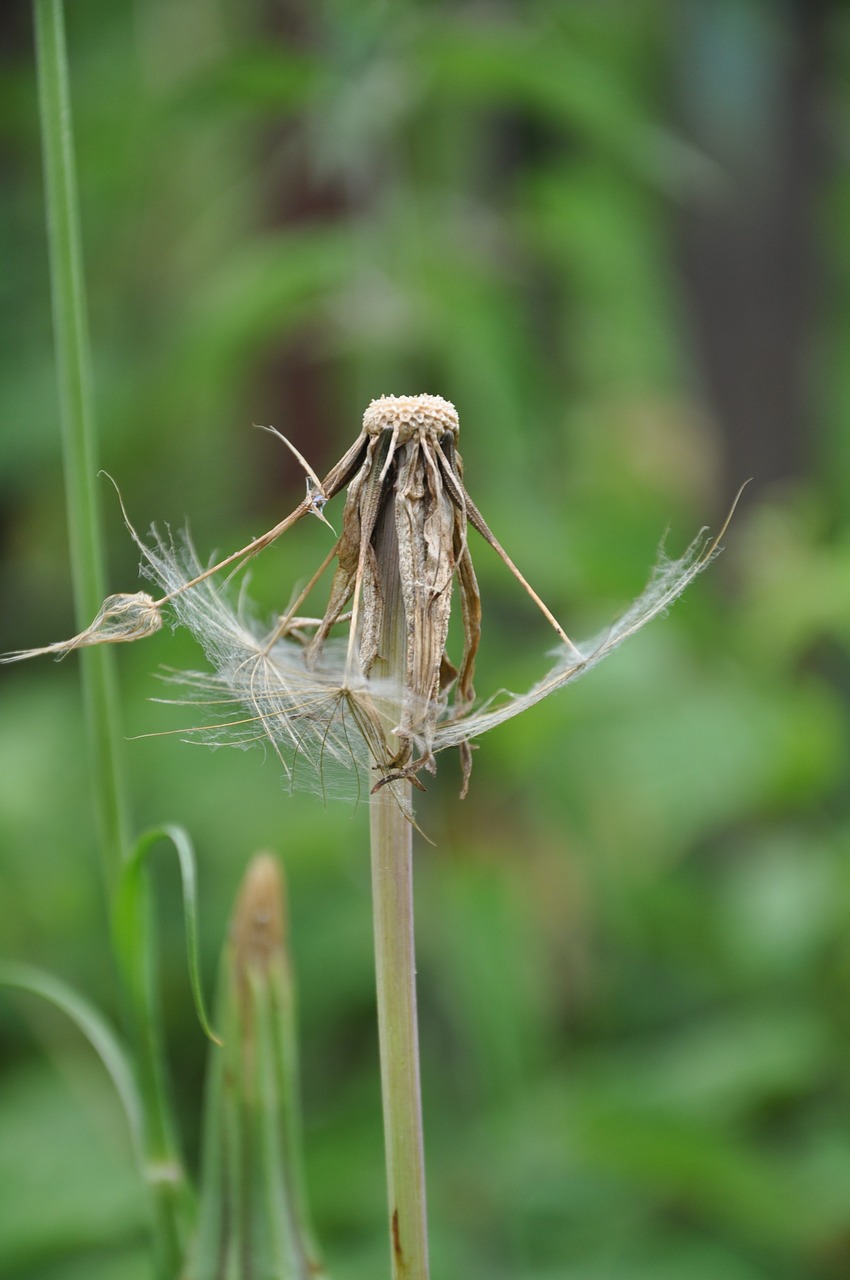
(0, 960, 142, 1158)
(114, 823, 220, 1046)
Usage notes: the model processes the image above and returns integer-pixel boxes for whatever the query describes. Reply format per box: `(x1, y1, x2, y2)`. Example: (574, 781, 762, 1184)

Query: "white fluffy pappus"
(136, 520, 723, 805)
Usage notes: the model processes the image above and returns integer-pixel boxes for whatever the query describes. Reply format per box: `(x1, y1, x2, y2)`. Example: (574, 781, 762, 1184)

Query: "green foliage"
(3, 1, 850, 1278)
(0, 961, 141, 1153)
(115, 825, 219, 1050)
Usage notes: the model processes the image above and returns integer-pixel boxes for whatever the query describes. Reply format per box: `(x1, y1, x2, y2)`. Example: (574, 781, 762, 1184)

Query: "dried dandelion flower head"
(3, 396, 740, 813)
(363, 394, 459, 440)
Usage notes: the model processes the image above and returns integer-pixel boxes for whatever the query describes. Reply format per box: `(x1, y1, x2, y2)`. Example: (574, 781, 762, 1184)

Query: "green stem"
(131, 883, 193, 1275)
(369, 498, 430, 1280)
(34, 4, 189, 1273)
(33, 0, 128, 893)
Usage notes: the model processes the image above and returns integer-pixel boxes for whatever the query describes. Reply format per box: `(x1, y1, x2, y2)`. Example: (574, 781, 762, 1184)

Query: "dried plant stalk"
(368, 483, 430, 1279)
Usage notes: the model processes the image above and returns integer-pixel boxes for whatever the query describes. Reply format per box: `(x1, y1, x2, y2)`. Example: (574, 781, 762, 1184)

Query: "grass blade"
(0, 960, 143, 1159)
(33, 0, 130, 889)
(115, 824, 220, 1046)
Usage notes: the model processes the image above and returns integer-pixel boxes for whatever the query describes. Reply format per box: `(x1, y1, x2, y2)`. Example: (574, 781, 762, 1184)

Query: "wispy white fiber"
(136, 523, 718, 802)
(432, 529, 718, 751)
(139, 529, 412, 810)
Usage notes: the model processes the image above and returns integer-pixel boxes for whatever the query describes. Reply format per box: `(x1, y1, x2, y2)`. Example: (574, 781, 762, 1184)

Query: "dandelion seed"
(0, 591, 162, 663)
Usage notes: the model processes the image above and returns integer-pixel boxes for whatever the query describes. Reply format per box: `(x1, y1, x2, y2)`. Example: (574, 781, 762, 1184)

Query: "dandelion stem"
(369, 494, 430, 1280)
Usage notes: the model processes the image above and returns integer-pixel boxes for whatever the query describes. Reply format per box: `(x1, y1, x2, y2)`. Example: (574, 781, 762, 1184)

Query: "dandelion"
(4, 395, 739, 805)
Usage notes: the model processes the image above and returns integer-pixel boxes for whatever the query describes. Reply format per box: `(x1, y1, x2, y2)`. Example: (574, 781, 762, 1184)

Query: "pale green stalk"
(34, 3, 189, 1273)
(369, 499, 430, 1280)
(33, 0, 127, 891)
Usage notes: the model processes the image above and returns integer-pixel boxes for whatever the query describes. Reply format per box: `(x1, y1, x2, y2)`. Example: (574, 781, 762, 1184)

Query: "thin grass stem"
(33, 0, 128, 891)
(34, 4, 190, 1273)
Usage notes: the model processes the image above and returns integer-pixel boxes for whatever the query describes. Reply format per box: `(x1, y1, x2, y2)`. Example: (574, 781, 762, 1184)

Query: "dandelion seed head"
(6, 397, 735, 813)
(363, 394, 459, 443)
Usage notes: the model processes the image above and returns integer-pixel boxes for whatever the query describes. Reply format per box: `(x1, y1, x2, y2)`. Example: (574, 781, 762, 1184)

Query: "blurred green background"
(3, 1, 850, 1277)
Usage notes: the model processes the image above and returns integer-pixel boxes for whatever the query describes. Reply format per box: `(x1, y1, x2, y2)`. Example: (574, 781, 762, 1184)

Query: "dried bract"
(301, 395, 482, 792)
